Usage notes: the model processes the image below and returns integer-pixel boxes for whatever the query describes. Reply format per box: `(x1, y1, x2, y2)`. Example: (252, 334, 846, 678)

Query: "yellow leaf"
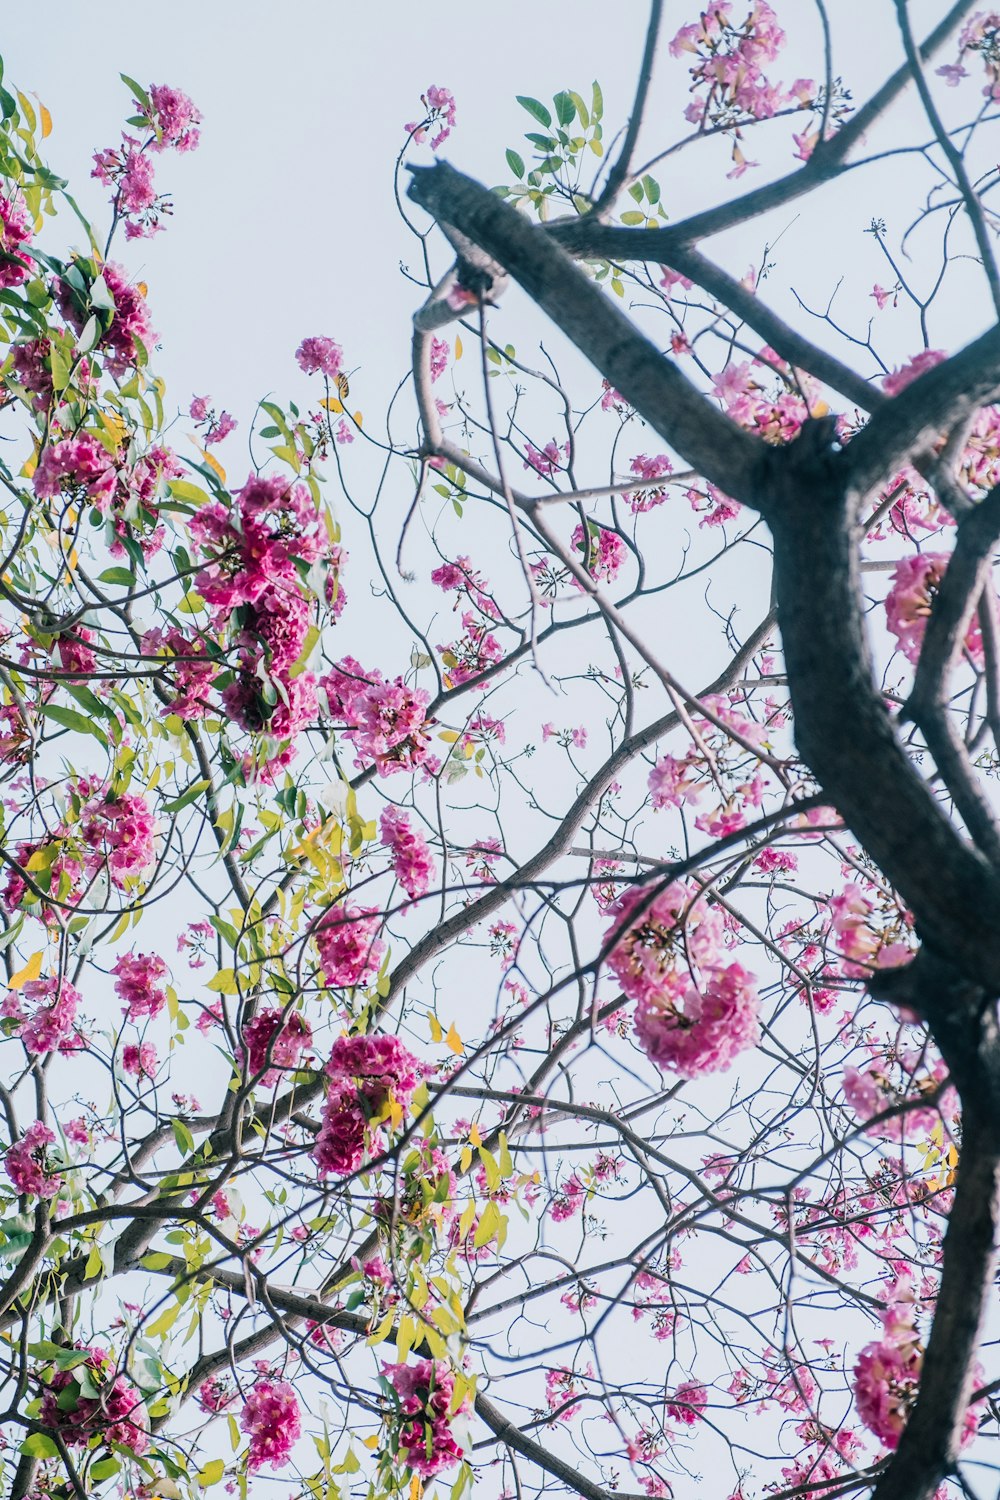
(9, 951, 43, 991)
(352, 410, 363, 428)
(320, 396, 343, 414)
(137, 281, 148, 298)
(459, 1145, 472, 1173)
(362, 1434, 380, 1451)
(197, 1459, 226, 1487)
(428, 1011, 443, 1043)
(445, 1022, 463, 1055)
(454, 335, 462, 361)
(438, 729, 461, 743)
(468, 1123, 482, 1147)
(202, 448, 226, 484)
(410, 1476, 424, 1500)
(40, 101, 52, 138)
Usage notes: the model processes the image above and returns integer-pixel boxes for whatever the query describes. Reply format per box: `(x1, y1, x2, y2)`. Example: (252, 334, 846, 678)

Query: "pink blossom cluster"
(112, 951, 168, 1020)
(0, 188, 34, 288)
(853, 1270, 984, 1450)
(39, 1345, 149, 1454)
(56, 260, 155, 377)
(189, 393, 237, 445)
(295, 336, 342, 378)
(3, 977, 84, 1056)
(524, 439, 567, 477)
(937, 12, 1000, 96)
(666, 1382, 708, 1425)
(545, 1365, 591, 1421)
(142, 626, 219, 719)
(648, 751, 702, 809)
(322, 657, 433, 775)
(383, 1358, 468, 1477)
(314, 903, 386, 990)
(710, 351, 818, 445)
(605, 881, 760, 1077)
(885, 553, 983, 667)
(431, 554, 497, 617)
(34, 433, 117, 509)
(240, 1377, 302, 1469)
(51, 626, 97, 676)
(92, 82, 200, 238)
(627, 454, 673, 511)
(437, 611, 503, 687)
(882, 349, 947, 397)
(189, 473, 332, 750)
(4, 1120, 62, 1199)
(571, 522, 626, 582)
(380, 806, 435, 901)
(122, 1040, 158, 1076)
(828, 883, 911, 975)
(313, 1033, 421, 1177)
(239, 1006, 313, 1088)
(82, 787, 158, 886)
(843, 1052, 956, 1142)
(669, 2, 815, 168)
(404, 85, 458, 151)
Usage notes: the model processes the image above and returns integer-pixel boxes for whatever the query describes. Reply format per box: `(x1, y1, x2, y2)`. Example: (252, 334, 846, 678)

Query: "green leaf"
(620, 210, 645, 225)
(161, 779, 211, 814)
(120, 74, 151, 111)
(569, 90, 590, 128)
(553, 91, 575, 125)
(89, 1457, 121, 1482)
(41, 704, 108, 746)
(97, 565, 136, 587)
(20, 1433, 59, 1459)
(198, 1459, 226, 1486)
(75, 313, 101, 355)
(591, 80, 604, 121)
(505, 149, 525, 179)
(517, 95, 552, 128)
(171, 1118, 195, 1155)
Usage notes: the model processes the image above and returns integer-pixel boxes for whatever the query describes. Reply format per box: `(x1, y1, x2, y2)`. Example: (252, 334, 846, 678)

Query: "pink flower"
(843, 1054, 956, 1142)
(634, 961, 760, 1078)
(524, 440, 566, 476)
(0, 189, 33, 288)
(39, 1346, 149, 1454)
(321, 657, 432, 776)
(34, 434, 117, 508)
(61, 261, 156, 378)
(122, 1041, 158, 1077)
(5, 1120, 61, 1199)
(405, 85, 458, 150)
(240, 1378, 301, 1470)
(381, 806, 436, 901)
(666, 1382, 708, 1425)
(189, 394, 237, 444)
(628, 454, 673, 511)
(571, 523, 625, 582)
(648, 753, 701, 809)
(882, 349, 947, 397)
(315, 903, 386, 989)
(313, 1033, 421, 1178)
(18, 977, 84, 1056)
(146, 83, 202, 152)
(240, 1007, 313, 1089)
(113, 952, 168, 1020)
(430, 337, 450, 381)
(296, 336, 343, 378)
(885, 552, 983, 667)
(383, 1359, 468, 1477)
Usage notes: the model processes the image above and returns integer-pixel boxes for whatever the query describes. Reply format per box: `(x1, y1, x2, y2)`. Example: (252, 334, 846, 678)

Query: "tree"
(0, 4, 999, 1499)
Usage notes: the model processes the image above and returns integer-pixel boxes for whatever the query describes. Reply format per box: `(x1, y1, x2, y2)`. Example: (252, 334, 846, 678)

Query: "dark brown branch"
(407, 163, 763, 503)
(766, 420, 1000, 991)
(591, 0, 664, 215)
(906, 483, 1000, 864)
